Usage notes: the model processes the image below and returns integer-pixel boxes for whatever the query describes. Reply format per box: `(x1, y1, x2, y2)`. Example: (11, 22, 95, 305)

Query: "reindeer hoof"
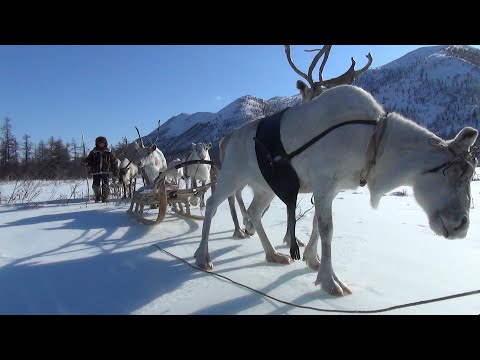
(303, 254, 321, 271)
(233, 229, 250, 239)
(194, 249, 214, 270)
(195, 260, 214, 270)
(266, 252, 293, 265)
(245, 221, 255, 236)
(315, 269, 352, 296)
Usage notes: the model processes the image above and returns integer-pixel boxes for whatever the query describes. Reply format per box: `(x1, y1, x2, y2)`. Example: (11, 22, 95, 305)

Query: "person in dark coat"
(82, 136, 119, 202)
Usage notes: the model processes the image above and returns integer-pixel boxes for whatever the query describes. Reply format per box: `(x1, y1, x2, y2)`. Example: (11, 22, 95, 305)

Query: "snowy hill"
(137, 45, 479, 160)
(355, 45, 480, 138)
(138, 94, 301, 160)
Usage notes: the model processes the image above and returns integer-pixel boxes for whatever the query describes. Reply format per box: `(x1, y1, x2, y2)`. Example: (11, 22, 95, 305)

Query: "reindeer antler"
(320, 53, 373, 88)
(286, 45, 373, 98)
(285, 45, 315, 88)
(135, 126, 145, 148)
(148, 120, 161, 147)
(304, 45, 332, 83)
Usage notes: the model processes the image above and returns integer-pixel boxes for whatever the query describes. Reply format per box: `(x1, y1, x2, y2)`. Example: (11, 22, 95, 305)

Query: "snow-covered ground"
(0, 177, 479, 315)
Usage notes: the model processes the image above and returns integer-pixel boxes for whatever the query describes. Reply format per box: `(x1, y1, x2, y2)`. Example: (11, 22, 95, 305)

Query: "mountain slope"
(355, 45, 480, 138)
(137, 45, 480, 161)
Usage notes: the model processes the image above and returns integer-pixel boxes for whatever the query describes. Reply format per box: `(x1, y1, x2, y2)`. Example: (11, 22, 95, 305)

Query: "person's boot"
(101, 184, 110, 203)
(92, 185, 102, 203)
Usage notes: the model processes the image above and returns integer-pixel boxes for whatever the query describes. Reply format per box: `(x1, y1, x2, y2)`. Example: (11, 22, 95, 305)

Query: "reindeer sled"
(127, 159, 218, 225)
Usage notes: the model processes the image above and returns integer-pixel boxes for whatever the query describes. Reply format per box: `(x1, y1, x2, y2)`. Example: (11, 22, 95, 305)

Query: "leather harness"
(254, 108, 388, 259)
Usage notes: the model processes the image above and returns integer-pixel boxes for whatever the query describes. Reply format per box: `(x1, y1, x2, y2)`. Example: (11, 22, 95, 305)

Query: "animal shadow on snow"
(0, 205, 315, 314)
(0, 245, 207, 314)
(0, 207, 217, 314)
(0, 208, 258, 314)
(191, 267, 327, 315)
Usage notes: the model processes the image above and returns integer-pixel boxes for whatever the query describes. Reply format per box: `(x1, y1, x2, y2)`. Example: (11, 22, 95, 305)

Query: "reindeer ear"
(134, 141, 140, 149)
(450, 127, 478, 153)
(296, 80, 307, 92)
(150, 144, 157, 152)
(297, 80, 312, 102)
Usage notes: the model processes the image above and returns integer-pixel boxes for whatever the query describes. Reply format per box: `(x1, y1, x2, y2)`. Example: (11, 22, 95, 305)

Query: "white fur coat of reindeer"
(195, 84, 478, 296)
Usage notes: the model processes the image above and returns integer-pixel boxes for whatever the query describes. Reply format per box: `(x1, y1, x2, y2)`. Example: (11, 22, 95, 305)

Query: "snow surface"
(1, 176, 479, 315)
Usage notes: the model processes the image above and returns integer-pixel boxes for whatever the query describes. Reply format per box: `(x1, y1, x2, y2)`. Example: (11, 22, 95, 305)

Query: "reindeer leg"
(248, 188, 292, 265)
(283, 231, 306, 247)
(189, 177, 199, 207)
(200, 180, 206, 209)
(302, 215, 320, 270)
(195, 176, 243, 270)
(235, 187, 255, 236)
(313, 190, 351, 296)
(127, 197, 135, 214)
(228, 195, 249, 239)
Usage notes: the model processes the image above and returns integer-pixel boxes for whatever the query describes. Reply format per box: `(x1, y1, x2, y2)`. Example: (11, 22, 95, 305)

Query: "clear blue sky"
(1, 45, 479, 148)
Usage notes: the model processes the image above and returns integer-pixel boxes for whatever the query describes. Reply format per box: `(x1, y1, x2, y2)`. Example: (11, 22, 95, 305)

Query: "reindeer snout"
(454, 215, 469, 232)
(443, 214, 470, 239)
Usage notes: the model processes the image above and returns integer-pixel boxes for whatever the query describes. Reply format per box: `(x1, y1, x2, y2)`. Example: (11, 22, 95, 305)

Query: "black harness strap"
(254, 109, 299, 206)
(287, 119, 378, 160)
(254, 110, 382, 261)
(255, 109, 301, 260)
(175, 160, 215, 169)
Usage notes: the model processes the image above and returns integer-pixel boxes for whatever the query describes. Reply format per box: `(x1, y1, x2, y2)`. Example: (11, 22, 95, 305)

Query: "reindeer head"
(119, 158, 133, 182)
(285, 45, 373, 103)
(191, 142, 212, 160)
(134, 121, 162, 168)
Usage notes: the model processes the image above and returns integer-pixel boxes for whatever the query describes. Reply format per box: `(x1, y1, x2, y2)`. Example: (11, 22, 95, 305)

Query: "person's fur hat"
(95, 136, 108, 148)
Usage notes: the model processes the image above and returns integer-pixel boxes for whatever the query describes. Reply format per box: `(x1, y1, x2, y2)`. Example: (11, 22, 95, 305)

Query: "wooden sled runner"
(127, 160, 217, 226)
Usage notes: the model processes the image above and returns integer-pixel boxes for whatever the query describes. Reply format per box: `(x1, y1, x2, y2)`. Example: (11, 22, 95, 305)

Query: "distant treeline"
(0, 117, 130, 180)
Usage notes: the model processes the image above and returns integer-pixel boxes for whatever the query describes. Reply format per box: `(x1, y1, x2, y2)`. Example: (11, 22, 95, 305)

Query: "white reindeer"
(222, 45, 373, 245)
(119, 158, 139, 198)
(134, 142, 168, 184)
(183, 143, 212, 209)
(195, 84, 478, 297)
(132, 124, 168, 184)
(165, 158, 184, 185)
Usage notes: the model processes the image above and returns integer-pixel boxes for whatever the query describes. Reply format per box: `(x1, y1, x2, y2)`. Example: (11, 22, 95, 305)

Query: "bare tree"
(69, 138, 80, 160)
(21, 133, 33, 176)
(37, 140, 46, 164)
(0, 117, 19, 165)
(113, 136, 130, 159)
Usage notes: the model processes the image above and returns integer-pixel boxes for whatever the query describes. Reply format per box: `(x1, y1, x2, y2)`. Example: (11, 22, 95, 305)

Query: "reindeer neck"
(368, 114, 450, 207)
